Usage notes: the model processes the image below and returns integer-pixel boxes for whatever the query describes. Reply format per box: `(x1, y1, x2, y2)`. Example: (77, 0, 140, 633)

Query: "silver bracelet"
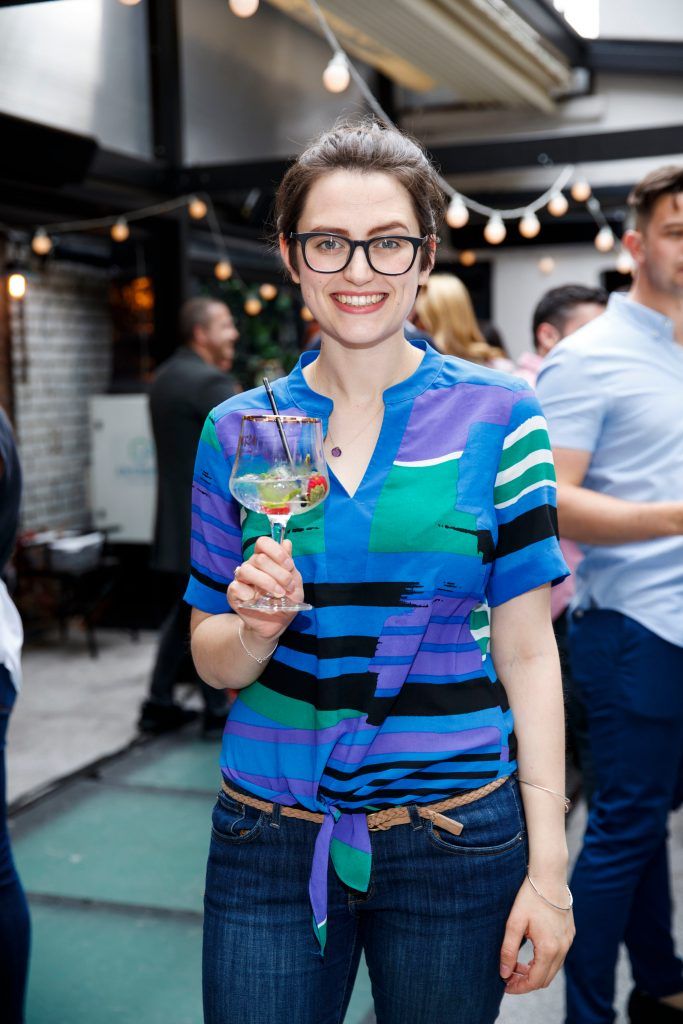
(526, 872, 573, 912)
(518, 778, 571, 814)
(238, 623, 278, 665)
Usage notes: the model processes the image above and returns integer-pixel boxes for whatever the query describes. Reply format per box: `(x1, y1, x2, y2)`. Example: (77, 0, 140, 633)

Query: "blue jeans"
(565, 610, 683, 1024)
(0, 665, 30, 1024)
(203, 776, 527, 1024)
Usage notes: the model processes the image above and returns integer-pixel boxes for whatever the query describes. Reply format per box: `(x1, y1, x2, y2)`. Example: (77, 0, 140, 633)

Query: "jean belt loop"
(269, 801, 282, 829)
(407, 804, 423, 830)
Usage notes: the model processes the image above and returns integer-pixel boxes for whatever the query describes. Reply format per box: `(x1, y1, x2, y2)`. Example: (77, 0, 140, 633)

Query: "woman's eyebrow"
(306, 222, 412, 236)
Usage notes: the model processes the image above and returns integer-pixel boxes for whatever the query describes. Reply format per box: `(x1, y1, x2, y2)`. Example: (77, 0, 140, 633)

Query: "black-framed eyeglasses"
(288, 232, 429, 276)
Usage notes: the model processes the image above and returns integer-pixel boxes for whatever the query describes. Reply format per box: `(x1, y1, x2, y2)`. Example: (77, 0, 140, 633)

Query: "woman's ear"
(417, 235, 437, 286)
(279, 234, 300, 284)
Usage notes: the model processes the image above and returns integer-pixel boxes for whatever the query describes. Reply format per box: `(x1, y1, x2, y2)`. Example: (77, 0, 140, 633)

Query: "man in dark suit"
(139, 298, 240, 736)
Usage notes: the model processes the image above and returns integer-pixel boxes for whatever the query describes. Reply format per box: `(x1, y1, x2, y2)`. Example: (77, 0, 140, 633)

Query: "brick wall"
(11, 264, 113, 532)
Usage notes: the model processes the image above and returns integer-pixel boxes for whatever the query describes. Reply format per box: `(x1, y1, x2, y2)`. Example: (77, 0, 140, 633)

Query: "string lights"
(616, 249, 634, 274)
(445, 195, 470, 229)
(323, 52, 351, 93)
(570, 179, 592, 203)
(547, 191, 569, 217)
(188, 195, 208, 220)
(7, 273, 27, 300)
(244, 295, 263, 316)
(214, 259, 233, 281)
(228, 0, 259, 16)
(111, 218, 130, 243)
(519, 211, 541, 239)
(8, 0, 627, 316)
(483, 215, 506, 245)
(31, 228, 53, 256)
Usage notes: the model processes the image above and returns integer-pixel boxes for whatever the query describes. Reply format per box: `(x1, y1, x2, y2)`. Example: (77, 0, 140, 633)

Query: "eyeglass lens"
(303, 235, 417, 274)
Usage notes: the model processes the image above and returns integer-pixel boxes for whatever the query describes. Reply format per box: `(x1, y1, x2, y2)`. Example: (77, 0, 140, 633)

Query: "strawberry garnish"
(306, 474, 328, 504)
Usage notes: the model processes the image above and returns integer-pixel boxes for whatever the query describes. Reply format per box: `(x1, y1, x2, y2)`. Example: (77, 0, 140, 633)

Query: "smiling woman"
(187, 119, 574, 1024)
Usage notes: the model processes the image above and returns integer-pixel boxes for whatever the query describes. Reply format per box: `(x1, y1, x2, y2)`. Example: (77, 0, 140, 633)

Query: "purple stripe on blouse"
(395, 384, 512, 462)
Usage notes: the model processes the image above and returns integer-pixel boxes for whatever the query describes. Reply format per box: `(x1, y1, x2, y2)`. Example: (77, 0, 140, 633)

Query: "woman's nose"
(343, 245, 374, 283)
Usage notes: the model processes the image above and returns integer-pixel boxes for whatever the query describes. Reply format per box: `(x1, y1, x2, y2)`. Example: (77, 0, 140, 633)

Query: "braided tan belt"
(221, 775, 508, 838)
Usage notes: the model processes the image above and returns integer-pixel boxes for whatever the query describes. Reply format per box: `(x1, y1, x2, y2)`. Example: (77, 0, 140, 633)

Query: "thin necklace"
(312, 357, 384, 458)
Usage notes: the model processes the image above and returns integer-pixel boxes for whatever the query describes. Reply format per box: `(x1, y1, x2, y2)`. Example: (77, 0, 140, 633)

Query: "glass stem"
(268, 515, 289, 547)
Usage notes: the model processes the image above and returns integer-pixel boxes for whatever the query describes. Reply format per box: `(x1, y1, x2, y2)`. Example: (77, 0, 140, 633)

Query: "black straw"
(262, 377, 295, 469)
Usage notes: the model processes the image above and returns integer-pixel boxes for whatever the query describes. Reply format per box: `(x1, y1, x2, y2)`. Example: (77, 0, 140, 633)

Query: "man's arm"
(555, 448, 683, 544)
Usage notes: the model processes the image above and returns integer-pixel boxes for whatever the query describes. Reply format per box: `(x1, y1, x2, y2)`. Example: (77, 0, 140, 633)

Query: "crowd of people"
(0, 119, 681, 1024)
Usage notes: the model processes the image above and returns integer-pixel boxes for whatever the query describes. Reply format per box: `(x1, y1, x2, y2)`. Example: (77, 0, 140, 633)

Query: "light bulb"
(244, 297, 262, 316)
(118, 0, 142, 5)
(547, 191, 569, 217)
(519, 211, 541, 239)
(445, 195, 469, 229)
(111, 218, 130, 243)
(323, 52, 350, 93)
(483, 215, 506, 245)
(228, 0, 259, 16)
(458, 250, 476, 267)
(571, 179, 592, 203)
(537, 256, 555, 275)
(32, 228, 53, 256)
(8, 273, 27, 300)
(594, 226, 615, 253)
(616, 250, 634, 274)
(188, 195, 208, 220)
(214, 259, 233, 281)
(300, 305, 314, 322)
(259, 283, 277, 301)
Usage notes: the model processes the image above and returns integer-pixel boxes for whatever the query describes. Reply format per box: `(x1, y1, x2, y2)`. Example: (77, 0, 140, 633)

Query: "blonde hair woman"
(415, 273, 507, 366)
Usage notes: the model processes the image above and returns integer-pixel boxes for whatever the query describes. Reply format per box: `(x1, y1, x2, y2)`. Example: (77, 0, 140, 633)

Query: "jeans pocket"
(425, 777, 526, 856)
(211, 791, 264, 844)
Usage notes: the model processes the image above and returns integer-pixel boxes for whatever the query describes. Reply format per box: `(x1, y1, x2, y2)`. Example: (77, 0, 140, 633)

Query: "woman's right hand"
(227, 536, 303, 640)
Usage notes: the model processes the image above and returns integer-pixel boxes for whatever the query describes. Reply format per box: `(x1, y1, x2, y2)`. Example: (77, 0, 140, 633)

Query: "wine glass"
(229, 415, 329, 613)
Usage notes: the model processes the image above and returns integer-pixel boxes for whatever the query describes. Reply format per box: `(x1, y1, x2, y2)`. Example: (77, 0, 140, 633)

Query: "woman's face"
(281, 169, 433, 350)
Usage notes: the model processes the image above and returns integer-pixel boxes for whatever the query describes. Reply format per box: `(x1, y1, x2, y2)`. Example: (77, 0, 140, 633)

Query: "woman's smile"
(330, 290, 389, 313)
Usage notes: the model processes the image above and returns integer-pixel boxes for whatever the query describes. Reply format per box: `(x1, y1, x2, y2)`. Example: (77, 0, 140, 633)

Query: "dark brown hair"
(627, 165, 683, 229)
(274, 118, 446, 273)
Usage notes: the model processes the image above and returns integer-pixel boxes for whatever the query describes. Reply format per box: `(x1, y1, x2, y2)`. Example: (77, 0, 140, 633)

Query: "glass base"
(236, 595, 312, 613)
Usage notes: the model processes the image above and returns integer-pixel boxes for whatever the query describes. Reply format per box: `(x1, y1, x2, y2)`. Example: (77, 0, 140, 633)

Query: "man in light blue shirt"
(537, 166, 683, 1024)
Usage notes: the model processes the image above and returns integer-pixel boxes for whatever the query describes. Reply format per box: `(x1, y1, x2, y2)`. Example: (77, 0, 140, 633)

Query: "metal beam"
(586, 40, 683, 76)
(181, 124, 683, 192)
(146, 0, 183, 168)
(430, 123, 683, 175)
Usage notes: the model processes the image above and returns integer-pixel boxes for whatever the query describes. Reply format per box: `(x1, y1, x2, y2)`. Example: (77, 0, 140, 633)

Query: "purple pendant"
(330, 446, 342, 458)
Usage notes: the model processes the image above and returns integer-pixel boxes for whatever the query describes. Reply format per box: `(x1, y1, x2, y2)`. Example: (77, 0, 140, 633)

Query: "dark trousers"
(149, 573, 228, 714)
(565, 610, 683, 1024)
(0, 665, 30, 1024)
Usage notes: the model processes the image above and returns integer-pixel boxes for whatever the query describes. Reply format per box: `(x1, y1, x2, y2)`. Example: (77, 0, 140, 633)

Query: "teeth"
(335, 293, 385, 306)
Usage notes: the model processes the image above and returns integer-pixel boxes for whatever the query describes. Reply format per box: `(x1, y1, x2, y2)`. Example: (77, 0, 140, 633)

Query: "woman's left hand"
(499, 876, 575, 994)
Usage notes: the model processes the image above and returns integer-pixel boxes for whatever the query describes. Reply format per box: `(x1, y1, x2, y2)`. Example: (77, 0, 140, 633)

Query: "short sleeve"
(536, 344, 606, 453)
(486, 388, 569, 607)
(183, 411, 243, 615)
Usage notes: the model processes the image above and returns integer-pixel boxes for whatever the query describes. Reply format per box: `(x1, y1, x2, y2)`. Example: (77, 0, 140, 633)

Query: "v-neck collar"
(285, 340, 445, 416)
(284, 341, 444, 501)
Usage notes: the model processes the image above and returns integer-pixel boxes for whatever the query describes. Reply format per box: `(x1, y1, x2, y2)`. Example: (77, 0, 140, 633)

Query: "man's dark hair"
(532, 284, 608, 348)
(179, 297, 223, 345)
(628, 165, 683, 230)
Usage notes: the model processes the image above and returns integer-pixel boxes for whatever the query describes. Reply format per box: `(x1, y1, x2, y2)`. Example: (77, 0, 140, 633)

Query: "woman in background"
(415, 273, 511, 368)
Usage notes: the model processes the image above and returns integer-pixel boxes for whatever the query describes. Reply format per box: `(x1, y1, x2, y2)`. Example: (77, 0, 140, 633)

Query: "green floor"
(12, 736, 374, 1024)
